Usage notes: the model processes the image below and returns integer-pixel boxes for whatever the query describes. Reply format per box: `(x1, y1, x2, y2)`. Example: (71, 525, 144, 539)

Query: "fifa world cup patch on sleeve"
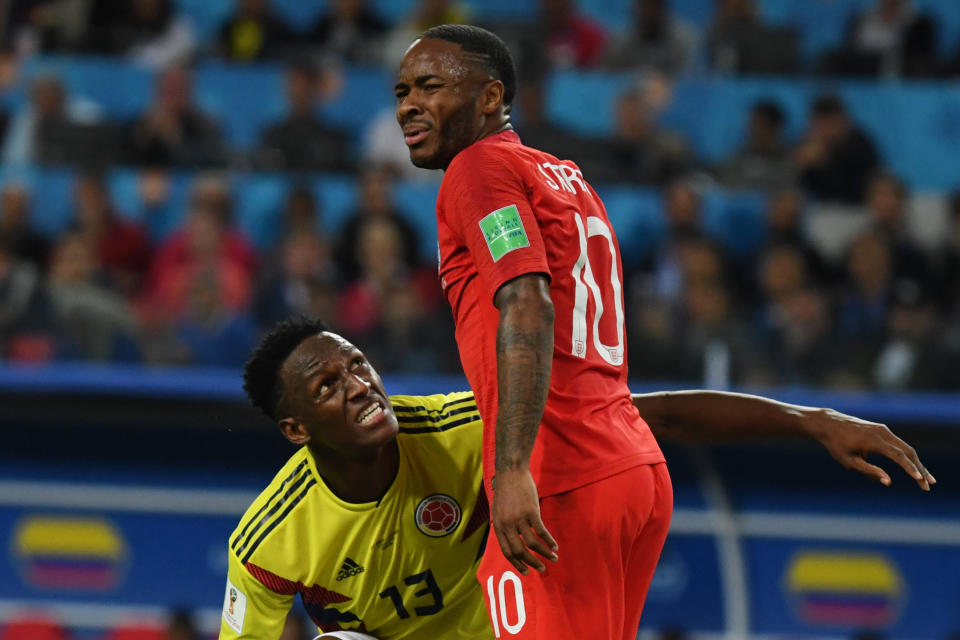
(479, 205, 530, 262)
(222, 578, 247, 633)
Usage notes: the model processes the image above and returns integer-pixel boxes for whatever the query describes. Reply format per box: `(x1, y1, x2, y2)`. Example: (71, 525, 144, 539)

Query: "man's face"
(279, 333, 398, 455)
(395, 38, 490, 170)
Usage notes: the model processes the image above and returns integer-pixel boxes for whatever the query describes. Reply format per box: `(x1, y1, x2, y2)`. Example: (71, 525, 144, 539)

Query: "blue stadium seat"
(194, 62, 286, 149)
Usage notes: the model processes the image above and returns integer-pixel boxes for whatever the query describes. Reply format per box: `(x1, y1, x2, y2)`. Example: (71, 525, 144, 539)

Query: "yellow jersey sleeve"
(219, 546, 293, 639)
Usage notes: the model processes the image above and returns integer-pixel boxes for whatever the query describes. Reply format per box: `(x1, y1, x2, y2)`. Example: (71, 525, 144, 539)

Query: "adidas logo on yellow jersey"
(336, 557, 365, 581)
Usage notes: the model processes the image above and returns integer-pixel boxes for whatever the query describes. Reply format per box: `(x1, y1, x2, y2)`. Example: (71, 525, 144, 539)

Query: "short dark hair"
(419, 24, 517, 111)
(811, 94, 845, 117)
(752, 99, 785, 129)
(243, 316, 329, 421)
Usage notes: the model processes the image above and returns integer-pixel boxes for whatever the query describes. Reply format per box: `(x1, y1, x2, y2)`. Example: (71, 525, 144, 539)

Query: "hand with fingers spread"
(491, 468, 559, 576)
(804, 408, 936, 490)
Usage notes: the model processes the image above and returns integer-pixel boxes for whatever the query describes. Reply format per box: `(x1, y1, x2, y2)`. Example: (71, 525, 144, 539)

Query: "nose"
(345, 371, 372, 399)
(397, 93, 423, 124)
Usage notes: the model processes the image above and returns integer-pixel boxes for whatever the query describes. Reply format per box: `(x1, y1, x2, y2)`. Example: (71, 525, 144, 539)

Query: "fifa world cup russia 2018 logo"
(229, 588, 238, 615)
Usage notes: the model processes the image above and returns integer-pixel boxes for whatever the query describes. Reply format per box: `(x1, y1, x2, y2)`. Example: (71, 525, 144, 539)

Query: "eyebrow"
(394, 74, 444, 91)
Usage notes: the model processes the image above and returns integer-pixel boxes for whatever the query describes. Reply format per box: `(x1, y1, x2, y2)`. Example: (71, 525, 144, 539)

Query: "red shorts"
(477, 463, 673, 640)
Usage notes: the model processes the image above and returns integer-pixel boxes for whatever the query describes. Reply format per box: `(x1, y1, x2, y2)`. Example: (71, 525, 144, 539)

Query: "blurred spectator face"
(282, 233, 326, 279)
(189, 175, 232, 222)
(383, 283, 426, 329)
(767, 188, 802, 233)
(684, 280, 730, 327)
(359, 169, 394, 216)
(357, 218, 403, 281)
(334, 0, 364, 22)
(285, 189, 318, 231)
(717, 0, 755, 20)
(748, 103, 784, 152)
(187, 270, 225, 322)
(680, 239, 723, 286)
(889, 281, 934, 340)
(867, 175, 905, 230)
(848, 232, 891, 296)
(541, 0, 575, 27)
(286, 66, 317, 115)
(0, 185, 30, 231)
(418, 0, 452, 25)
(809, 99, 849, 145)
(760, 245, 807, 301)
(139, 169, 172, 208)
(75, 176, 112, 229)
(781, 288, 830, 348)
(638, 0, 667, 36)
(186, 205, 225, 256)
(615, 91, 654, 141)
(157, 67, 193, 114)
(133, 0, 170, 26)
(665, 182, 701, 232)
(165, 610, 199, 640)
(239, 0, 268, 19)
(50, 234, 96, 284)
(32, 76, 65, 119)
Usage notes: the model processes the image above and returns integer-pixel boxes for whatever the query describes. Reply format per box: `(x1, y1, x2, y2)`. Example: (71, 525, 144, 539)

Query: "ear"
(279, 417, 311, 446)
(481, 80, 505, 116)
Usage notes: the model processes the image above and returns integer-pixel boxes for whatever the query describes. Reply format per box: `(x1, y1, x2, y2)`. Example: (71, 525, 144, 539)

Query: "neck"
(309, 439, 399, 503)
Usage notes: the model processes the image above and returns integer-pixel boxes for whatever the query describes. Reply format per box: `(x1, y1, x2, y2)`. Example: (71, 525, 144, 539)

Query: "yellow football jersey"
(219, 392, 492, 640)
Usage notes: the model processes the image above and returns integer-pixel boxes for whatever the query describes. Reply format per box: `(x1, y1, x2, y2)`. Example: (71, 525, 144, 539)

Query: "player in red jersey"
(394, 25, 935, 639)
(393, 24, 666, 639)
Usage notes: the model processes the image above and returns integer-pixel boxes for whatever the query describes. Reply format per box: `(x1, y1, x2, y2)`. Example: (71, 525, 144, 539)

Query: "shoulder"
(390, 391, 482, 435)
(228, 448, 318, 565)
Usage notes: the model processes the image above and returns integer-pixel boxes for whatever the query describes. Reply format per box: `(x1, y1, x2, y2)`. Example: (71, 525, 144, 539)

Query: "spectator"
(382, 0, 469, 67)
(141, 176, 256, 325)
(794, 95, 879, 204)
(127, 66, 224, 167)
(874, 279, 960, 390)
(643, 180, 709, 308)
(86, 0, 197, 68)
(539, 0, 607, 68)
(837, 230, 893, 380)
(337, 217, 439, 337)
(936, 192, 960, 317)
(0, 237, 43, 350)
(763, 187, 828, 283)
(173, 267, 257, 367)
(70, 171, 152, 296)
(217, 0, 295, 62)
(717, 99, 793, 190)
(512, 81, 585, 166)
(821, 0, 938, 77)
(864, 170, 928, 281)
(587, 82, 692, 185)
(767, 287, 840, 386)
(271, 185, 324, 244)
(254, 231, 334, 329)
(2, 74, 106, 166)
(334, 168, 421, 281)
(257, 61, 352, 172)
(46, 232, 139, 361)
(306, 0, 388, 65)
(0, 183, 48, 269)
(600, 0, 698, 75)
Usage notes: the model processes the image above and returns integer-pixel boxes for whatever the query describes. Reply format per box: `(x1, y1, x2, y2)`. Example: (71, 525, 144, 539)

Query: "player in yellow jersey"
(220, 317, 933, 640)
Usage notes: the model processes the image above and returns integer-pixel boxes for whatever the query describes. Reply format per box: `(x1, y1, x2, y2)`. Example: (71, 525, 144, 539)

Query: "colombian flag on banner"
(13, 516, 127, 591)
(786, 551, 903, 628)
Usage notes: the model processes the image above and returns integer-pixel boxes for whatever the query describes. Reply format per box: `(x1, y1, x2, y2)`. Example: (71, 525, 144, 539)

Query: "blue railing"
(1, 363, 957, 426)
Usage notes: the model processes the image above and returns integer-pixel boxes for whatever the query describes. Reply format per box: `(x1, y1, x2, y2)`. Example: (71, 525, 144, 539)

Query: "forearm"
(494, 276, 554, 472)
(633, 390, 816, 443)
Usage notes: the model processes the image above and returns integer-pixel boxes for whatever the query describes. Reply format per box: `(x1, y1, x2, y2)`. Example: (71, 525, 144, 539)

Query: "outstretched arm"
(633, 390, 935, 490)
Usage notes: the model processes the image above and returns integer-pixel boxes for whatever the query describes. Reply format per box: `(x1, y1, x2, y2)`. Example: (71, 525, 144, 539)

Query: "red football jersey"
(436, 131, 664, 497)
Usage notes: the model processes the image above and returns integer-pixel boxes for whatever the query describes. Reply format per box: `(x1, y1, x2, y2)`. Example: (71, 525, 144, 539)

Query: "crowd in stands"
(0, 0, 959, 392)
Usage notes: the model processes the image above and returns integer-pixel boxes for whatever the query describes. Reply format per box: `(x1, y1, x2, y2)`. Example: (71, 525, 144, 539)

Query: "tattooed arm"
(491, 273, 559, 575)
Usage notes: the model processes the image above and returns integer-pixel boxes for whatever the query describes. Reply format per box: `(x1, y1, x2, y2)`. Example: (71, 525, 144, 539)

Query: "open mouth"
(357, 401, 387, 426)
(403, 125, 429, 147)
